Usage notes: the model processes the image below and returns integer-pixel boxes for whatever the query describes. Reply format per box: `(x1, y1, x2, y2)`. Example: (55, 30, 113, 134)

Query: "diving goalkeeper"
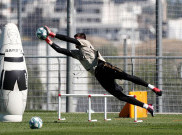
(39, 26, 163, 117)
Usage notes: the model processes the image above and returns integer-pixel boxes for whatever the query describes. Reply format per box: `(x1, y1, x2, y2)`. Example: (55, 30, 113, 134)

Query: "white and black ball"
(36, 27, 48, 40)
(29, 116, 43, 129)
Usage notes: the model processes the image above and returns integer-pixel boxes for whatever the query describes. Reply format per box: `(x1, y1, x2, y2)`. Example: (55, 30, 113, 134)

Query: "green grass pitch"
(0, 111, 182, 135)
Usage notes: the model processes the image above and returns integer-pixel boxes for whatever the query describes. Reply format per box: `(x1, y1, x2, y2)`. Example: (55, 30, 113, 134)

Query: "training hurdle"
(58, 94, 142, 122)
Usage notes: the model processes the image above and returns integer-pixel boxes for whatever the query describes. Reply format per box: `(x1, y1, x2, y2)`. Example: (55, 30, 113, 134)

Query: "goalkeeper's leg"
(112, 83, 154, 116)
(112, 66, 162, 96)
(95, 72, 154, 117)
(115, 91, 154, 117)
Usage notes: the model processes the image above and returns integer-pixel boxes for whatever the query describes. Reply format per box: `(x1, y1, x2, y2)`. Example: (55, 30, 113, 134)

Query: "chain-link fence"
(0, 0, 182, 113)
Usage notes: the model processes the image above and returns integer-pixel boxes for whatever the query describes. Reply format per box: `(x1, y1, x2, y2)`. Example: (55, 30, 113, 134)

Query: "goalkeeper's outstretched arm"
(44, 25, 81, 46)
(55, 34, 81, 46)
(51, 43, 73, 57)
(45, 37, 73, 57)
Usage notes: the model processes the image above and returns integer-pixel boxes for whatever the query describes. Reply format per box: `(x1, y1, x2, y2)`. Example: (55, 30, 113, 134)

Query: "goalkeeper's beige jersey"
(71, 39, 105, 75)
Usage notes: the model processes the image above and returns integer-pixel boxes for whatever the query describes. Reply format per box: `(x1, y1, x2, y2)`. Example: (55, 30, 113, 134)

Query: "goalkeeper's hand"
(45, 37, 53, 45)
(44, 25, 56, 38)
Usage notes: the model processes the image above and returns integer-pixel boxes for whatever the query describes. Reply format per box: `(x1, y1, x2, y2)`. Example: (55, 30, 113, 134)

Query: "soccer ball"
(29, 116, 43, 129)
(36, 27, 48, 40)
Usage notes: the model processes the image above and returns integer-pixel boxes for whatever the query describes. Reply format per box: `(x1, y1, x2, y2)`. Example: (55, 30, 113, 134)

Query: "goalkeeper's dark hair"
(74, 33, 86, 39)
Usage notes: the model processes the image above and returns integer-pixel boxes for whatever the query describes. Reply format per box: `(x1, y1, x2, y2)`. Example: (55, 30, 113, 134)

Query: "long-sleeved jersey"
(50, 34, 105, 74)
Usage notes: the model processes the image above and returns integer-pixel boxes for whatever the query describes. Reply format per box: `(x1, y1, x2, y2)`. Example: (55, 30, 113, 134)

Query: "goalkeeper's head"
(74, 33, 86, 40)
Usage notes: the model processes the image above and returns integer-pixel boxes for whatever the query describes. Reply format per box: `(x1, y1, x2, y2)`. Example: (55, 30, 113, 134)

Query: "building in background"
(2, 0, 157, 42)
(1, 0, 179, 41)
(168, 19, 182, 40)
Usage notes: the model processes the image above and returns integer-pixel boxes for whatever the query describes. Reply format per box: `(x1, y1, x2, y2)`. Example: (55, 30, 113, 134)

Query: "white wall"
(168, 19, 182, 40)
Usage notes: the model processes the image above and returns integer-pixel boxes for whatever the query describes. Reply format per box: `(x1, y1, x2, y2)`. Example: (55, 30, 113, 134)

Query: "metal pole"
(104, 97, 107, 120)
(156, 0, 163, 113)
(66, 0, 74, 112)
(57, 58, 61, 118)
(104, 97, 111, 121)
(131, 58, 134, 91)
(57, 58, 61, 95)
(88, 95, 91, 121)
(58, 94, 66, 121)
(46, 44, 50, 110)
(123, 38, 128, 92)
(17, 0, 22, 35)
(58, 94, 61, 120)
(25, 55, 182, 59)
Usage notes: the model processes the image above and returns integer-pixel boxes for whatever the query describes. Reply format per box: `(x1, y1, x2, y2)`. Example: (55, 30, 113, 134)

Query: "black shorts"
(95, 60, 126, 98)
(95, 60, 147, 107)
(0, 70, 28, 91)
